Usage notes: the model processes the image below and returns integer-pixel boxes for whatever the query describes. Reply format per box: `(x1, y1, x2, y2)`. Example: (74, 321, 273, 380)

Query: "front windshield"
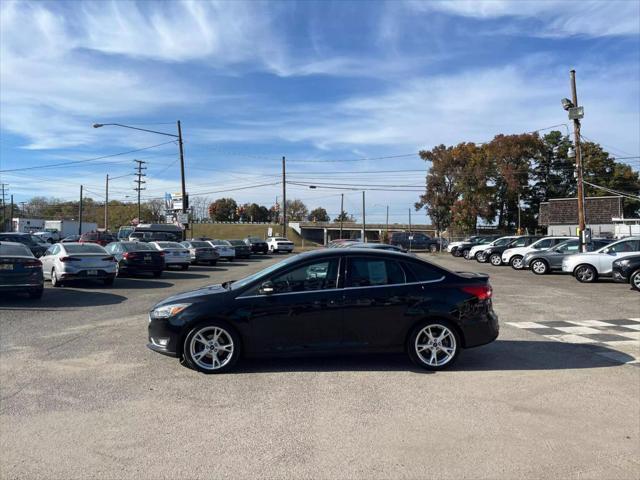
(230, 255, 300, 290)
(492, 237, 513, 246)
(190, 241, 211, 248)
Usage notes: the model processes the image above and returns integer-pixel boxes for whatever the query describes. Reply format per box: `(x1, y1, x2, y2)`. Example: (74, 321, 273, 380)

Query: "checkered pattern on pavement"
(506, 318, 640, 365)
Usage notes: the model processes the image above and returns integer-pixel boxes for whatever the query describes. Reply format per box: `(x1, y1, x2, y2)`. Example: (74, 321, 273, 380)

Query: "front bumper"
(148, 315, 181, 357)
(612, 269, 628, 283)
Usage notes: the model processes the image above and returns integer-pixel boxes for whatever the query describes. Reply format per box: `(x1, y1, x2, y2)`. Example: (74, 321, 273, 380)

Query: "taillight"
(123, 252, 136, 259)
(101, 256, 116, 262)
(60, 256, 81, 262)
(24, 260, 42, 269)
(461, 285, 492, 300)
(158, 252, 165, 257)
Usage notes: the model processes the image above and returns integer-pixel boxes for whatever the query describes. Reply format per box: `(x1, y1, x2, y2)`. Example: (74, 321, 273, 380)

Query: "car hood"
(152, 284, 231, 308)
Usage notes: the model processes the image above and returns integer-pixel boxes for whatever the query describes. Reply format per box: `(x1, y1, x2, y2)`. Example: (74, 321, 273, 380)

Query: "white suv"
(469, 236, 518, 262)
(562, 236, 640, 283)
(503, 236, 574, 270)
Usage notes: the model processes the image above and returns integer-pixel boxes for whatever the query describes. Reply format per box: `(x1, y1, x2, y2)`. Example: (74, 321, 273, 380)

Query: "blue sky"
(1, 0, 639, 224)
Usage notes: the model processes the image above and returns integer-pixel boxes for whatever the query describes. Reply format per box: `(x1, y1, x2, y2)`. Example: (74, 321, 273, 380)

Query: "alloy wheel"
(631, 271, 640, 291)
(531, 260, 547, 275)
(510, 256, 523, 270)
(414, 324, 457, 368)
(490, 254, 502, 266)
(575, 265, 596, 283)
(463, 249, 470, 259)
(188, 326, 235, 371)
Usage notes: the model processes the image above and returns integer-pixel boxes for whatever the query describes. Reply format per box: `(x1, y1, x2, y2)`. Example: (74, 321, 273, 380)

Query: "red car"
(79, 231, 117, 247)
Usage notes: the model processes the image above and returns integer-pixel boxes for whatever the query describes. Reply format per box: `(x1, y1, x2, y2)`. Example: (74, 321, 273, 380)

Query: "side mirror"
(259, 281, 275, 295)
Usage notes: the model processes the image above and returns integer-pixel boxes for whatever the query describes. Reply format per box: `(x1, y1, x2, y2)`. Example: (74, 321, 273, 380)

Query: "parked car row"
(0, 234, 296, 299)
(449, 234, 640, 289)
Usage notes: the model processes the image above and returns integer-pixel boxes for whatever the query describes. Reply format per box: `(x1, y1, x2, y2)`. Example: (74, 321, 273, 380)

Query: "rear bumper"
(0, 282, 43, 291)
(60, 270, 116, 280)
(461, 310, 499, 348)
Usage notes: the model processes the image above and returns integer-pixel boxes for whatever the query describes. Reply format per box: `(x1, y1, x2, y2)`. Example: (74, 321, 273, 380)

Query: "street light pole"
(339, 193, 344, 239)
(362, 191, 366, 243)
(78, 185, 83, 235)
(105, 174, 109, 231)
(282, 156, 287, 236)
(569, 70, 586, 252)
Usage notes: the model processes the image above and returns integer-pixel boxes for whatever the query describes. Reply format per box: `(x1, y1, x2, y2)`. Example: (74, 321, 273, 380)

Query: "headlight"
(616, 259, 630, 266)
(150, 303, 191, 319)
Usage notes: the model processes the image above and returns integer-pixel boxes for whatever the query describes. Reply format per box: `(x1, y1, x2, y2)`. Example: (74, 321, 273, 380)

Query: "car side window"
(511, 238, 528, 247)
(45, 245, 56, 256)
(558, 242, 579, 253)
(608, 240, 639, 253)
(405, 261, 444, 281)
(534, 239, 553, 249)
(346, 258, 406, 287)
(270, 259, 339, 293)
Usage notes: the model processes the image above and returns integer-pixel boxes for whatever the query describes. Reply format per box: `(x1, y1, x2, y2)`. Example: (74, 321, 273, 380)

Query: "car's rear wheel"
(630, 270, 640, 291)
(183, 323, 240, 374)
(531, 259, 548, 275)
(429, 244, 438, 253)
(489, 253, 502, 266)
(463, 249, 472, 259)
(51, 269, 62, 288)
(510, 255, 524, 270)
(574, 264, 597, 283)
(474, 251, 484, 262)
(153, 270, 162, 278)
(407, 320, 460, 371)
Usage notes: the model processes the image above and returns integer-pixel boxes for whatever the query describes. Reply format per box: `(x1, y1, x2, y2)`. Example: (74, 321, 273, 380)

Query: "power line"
(0, 140, 177, 173)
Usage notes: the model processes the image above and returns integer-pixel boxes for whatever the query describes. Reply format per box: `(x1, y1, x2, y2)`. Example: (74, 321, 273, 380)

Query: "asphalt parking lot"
(1, 252, 639, 479)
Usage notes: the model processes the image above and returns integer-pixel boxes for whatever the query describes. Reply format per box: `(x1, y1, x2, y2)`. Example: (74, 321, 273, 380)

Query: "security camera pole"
(562, 70, 586, 252)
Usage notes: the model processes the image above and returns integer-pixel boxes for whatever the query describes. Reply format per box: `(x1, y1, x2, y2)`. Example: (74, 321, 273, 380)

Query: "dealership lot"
(1, 253, 639, 479)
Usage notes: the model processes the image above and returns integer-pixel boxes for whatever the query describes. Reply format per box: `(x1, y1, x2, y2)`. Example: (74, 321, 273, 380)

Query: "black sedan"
(148, 249, 498, 373)
(244, 236, 269, 254)
(105, 241, 165, 277)
(0, 241, 44, 299)
(484, 236, 542, 266)
(612, 255, 640, 290)
(228, 239, 252, 259)
(0, 233, 48, 258)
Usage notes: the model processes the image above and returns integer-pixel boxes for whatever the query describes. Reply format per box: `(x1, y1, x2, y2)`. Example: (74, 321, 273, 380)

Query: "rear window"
(64, 244, 106, 254)
(405, 261, 445, 281)
(212, 240, 231, 246)
(190, 241, 211, 248)
(229, 240, 245, 246)
(0, 243, 33, 256)
(346, 258, 406, 287)
(274, 238, 288, 242)
(156, 242, 183, 249)
(125, 242, 156, 251)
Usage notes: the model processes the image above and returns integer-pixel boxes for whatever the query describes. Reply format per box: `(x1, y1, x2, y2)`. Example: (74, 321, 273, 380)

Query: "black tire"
(182, 321, 241, 374)
(489, 253, 502, 266)
(462, 249, 471, 259)
(474, 251, 484, 262)
(510, 255, 524, 270)
(407, 319, 461, 371)
(630, 270, 640, 291)
(181, 264, 189, 270)
(574, 264, 597, 283)
(51, 269, 62, 288)
(227, 257, 233, 262)
(530, 259, 548, 275)
(153, 270, 163, 278)
(103, 277, 115, 286)
(28, 288, 44, 299)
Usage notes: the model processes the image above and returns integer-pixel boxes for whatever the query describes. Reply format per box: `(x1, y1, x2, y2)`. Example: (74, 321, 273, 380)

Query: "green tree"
(308, 207, 330, 222)
(285, 199, 308, 221)
(333, 211, 355, 222)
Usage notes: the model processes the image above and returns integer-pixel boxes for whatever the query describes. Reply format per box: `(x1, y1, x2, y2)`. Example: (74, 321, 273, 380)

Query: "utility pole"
(409, 208, 412, 252)
(282, 156, 287, 236)
(10, 195, 14, 230)
(517, 192, 521, 234)
(0, 183, 6, 232)
(105, 174, 109, 231)
(177, 120, 187, 213)
(362, 191, 366, 243)
(339, 193, 344, 239)
(385, 205, 389, 243)
(569, 70, 586, 252)
(134, 160, 147, 223)
(78, 185, 83, 235)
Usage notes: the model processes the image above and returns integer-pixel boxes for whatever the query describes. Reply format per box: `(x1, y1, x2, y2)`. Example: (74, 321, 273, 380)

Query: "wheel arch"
(176, 316, 245, 358)
(573, 263, 598, 280)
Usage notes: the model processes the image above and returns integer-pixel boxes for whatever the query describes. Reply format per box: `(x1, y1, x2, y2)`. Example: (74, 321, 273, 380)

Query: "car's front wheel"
(574, 264, 597, 283)
(531, 259, 548, 275)
(510, 255, 524, 270)
(51, 269, 62, 287)
(630, 270, 640, 291)
(489, 253, 502, 266)
(429, 244, 438, 253)
(462, 249, 471, 259)
(407, 320, 460, 371)
(183, 322, 240, 374)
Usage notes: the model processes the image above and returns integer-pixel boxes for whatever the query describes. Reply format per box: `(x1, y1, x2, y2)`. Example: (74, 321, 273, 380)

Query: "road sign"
(176, 212, 189, 225)
(568, 106, 584, 120)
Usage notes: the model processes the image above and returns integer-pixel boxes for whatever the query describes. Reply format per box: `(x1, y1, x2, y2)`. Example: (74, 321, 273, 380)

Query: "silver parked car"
(522, 238, 612, 275)
(39, 242, 117, 287)
(206, 239, 236, 261)
(180, 240, 219, 265)
(150, 241, 191, 270)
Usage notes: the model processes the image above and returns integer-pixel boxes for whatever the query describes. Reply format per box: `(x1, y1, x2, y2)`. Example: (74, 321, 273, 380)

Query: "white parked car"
(561, 236, 640, 283)
(206, 239, 236, 261)
(39, 242, 117, 287)
(150, 241, 191, 270)
(502, 236, 574, 270)
(469, 236, 518, 262)
(266, 237, 295, 253)
(33, 231, 60, 243)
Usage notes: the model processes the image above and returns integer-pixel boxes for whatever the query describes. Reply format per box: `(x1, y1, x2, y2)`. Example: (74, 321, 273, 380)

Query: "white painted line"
(545, 334, 598, 344)
(506, 322, 548, 329)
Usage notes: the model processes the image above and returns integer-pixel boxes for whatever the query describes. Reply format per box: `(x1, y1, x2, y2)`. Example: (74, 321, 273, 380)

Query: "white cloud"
(415, 0, 640, 37)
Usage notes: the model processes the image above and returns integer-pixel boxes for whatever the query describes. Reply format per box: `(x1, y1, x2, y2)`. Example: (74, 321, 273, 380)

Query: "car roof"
(294, 247, 414, 260)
